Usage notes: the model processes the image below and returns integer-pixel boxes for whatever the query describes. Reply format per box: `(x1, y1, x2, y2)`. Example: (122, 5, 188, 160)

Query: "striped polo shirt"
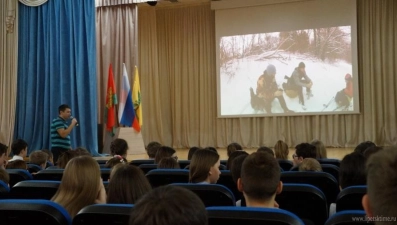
(50, 116, 71, 149)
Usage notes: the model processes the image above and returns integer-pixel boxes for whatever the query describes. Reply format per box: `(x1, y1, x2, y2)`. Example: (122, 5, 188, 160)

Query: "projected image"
(219, 26, 354, 116)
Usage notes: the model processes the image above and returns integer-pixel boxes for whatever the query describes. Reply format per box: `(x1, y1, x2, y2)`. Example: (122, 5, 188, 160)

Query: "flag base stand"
(115, 127, 146, 155)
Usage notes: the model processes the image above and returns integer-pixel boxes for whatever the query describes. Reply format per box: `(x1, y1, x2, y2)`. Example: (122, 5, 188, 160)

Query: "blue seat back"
(178, 160, 190, 169)
(138, 164, 158, 174)
(321, 164, 340, 182)
(100, 168, 111, 180)
(325, 210, 374, 225)
(171, 183, 235, 206)
(281, 171, 339, 204)
(6, 169, 33, 187)
(336, 185, 366, 212)
(278, 159, 294, 171)
(0, 199, 72, 225)
(27, 163, 43, 173)
(207, 206, 305, 225)
(129, 159, 154, 167)
(276, 183, 328, 225)
(318, 158, 341, 167)
(11, 180, 60, 200)
(146, 169, 189, 187)
(35, 169, 64, 181)
(0, 180, 10, 199)
(73, 204, 133, 225)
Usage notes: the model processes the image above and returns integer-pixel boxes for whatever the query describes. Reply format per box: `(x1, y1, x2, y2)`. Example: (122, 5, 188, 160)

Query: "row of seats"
(0, 199, 372, 225)
(0, 179, 366, 224)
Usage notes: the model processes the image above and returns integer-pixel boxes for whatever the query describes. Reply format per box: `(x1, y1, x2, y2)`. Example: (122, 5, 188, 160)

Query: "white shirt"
(8, 155, 24, 162)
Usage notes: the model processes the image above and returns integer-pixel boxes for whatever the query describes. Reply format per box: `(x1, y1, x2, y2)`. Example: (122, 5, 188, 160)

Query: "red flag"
(105, 64, 118, 135)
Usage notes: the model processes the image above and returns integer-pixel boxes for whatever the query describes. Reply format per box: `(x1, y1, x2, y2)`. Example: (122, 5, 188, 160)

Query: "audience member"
(257, 146, 275, 157)
(74, 147, 91, 156)
(0, 143, 8, 169)
(41, 149, 54, 166)
(362, 147, 397, 224)
(205, 146, 218, 153)
(57, 150, 78, 169)
(129, 185, 208, 225)
(274, 140, 289, 160)
(299, 158, 322, 172)
(292, 143, 316, 166)
(6, 160, 27, 170)
(311, 139, 327, 159)
(110, 138, 129, 159)
(0, 168, 10, 185)
(363, 146, 383, 159)
(230, 154, 249, 206)
(187, 147, 200, 160)
(238, 152, 282, 208)
(29, 150, 48, 169)
(107, 164, 151, 204)
(146, 141, 162, 159)
(339, 152, 366, 189)
(227, 150, 248, 170)
(52, 156, 106, 218)
(354, 141, 376, 155)
(189, 149, 221, 184)
(154, 146, 177, 164)
(157, 157, 180, 169)
(227, 142, 242, 157)
(105, 155, 127, 168)
(9, 139, 28, 162)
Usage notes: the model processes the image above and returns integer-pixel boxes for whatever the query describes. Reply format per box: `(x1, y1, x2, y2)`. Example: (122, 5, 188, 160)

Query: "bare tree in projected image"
(312, 27, 351, 62)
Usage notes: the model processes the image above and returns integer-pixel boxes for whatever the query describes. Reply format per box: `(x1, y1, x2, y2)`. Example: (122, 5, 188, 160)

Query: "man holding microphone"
(51, 104, 78, 163)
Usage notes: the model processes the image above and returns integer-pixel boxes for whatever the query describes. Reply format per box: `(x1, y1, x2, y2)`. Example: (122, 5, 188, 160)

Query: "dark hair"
(363, 146, 383, 159)
(57, 150, 78, 169)
(231, 154, 248, 184)
(0, 169, 10, 184)
(157, 157, 180, 169)
(58, 104, 70, 114)
(146, 141, 162, 158)
(240, 152, 280, 201)
(154, 146, 176, 164)
(339, 152, 366, 189)
(105, 156, 127, 168)
(110, 139, 129, 156)
(0, 143, 7, 156)
(188, 147, 201, 160)
(11, 139, 28, 156)
(274, 140, 288, 160)
(74, 147, 91, 156)
(298, 62, 305, 68)
(129, 185, 208, 225)
(257, 146, 274, 157)
(295, 143, 316, 159)
(205, 147, 218, 153)
(189, 149, 220, 183)
(227, 142, 242, 157)
(365, 147, 397, 219)
(354, 141, 376, 155)
(107, 164, 152, 204)
(41, 149, 53, 159)
(227, 150, 248, 170)
(6, 160, 27, 170)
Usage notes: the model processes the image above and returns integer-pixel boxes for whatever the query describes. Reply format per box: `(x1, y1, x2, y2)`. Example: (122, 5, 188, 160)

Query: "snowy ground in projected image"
(220, 53, 354, 116)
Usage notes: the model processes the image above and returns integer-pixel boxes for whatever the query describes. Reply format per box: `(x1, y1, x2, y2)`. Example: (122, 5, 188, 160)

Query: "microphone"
(70, 116, 79, 127)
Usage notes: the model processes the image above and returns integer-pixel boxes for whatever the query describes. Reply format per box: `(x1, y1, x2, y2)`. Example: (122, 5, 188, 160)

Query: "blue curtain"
(15, 0, 99, 155)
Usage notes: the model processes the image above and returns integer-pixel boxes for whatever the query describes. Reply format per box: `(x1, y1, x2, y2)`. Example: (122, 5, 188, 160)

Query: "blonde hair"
(29, 150, 48, 166)
(51, 156, 101, 218)
(274, 140, 289, 160)
(311, 139, 327, 159)
(299, 158, 322, 172)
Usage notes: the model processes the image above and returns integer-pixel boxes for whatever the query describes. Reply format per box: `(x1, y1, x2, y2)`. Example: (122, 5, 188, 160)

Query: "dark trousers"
(264, 95, 289, 113)
(294, 80, 311, 105)
(51, 147, 69, 164)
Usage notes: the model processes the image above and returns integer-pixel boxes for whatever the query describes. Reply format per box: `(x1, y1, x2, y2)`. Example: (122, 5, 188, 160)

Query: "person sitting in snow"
(335, 73, 353, 107)
(252, 64, 294, 114)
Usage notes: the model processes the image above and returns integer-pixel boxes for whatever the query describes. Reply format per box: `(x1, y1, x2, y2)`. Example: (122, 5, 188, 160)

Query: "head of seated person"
(257, 147, 275, 157)
(354, 141, 376, 155)
(187, 147, 201, 160)
(274, 140, 289, 160)
(51, 156, 106, 218)
(227, 150, 248, 170)
(129, 185, 207, 225)
(107, 164, 151, 204)
(29, 150, 48, 169)
(110, 138, 129, 159)
(105, 155, 127, 169)
(310, 139, 327, 159)
(10, 139, 28, 160)
(6, 160, 27, 170)
(231, 154, 248, 185)
(157, 157, 180, 169)
(189, 149, 220, 184)
(293, 143, 317, 166)
(146, 141, 162, 159)
(41, 149, 54, 166)
(298, 158, 322, 172)
(227, 142, 242, 157)
(154, 146, 177, 164)
(57, 150, 78, 169)
(363, 146, 383, 159)
(238, 152, 282, 208)
(339, 152, 366, 189)
(0, 143, 8, 169)
(362, 147, 397, 223)
(74, 147, 91, 156)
